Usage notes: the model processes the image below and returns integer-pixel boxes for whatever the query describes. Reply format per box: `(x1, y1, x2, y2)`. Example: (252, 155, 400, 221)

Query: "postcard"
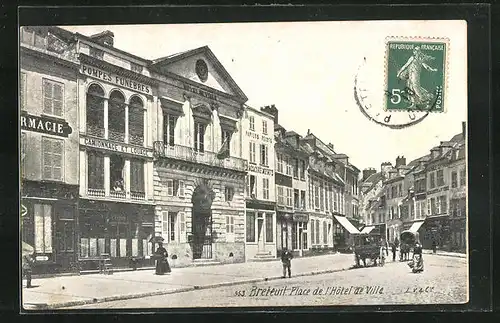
(20, 19, 468, 310)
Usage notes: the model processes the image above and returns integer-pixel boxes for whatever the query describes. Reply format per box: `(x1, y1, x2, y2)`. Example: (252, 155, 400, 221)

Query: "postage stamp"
(385, 38, 448, 113)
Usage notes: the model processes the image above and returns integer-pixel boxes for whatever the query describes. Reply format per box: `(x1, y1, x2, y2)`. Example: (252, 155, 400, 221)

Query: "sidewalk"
(22, 253, 355, 310)
(422, 249, 466, 258)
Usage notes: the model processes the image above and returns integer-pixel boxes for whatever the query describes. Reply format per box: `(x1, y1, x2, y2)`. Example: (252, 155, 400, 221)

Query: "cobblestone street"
(70, 254, 467, 308)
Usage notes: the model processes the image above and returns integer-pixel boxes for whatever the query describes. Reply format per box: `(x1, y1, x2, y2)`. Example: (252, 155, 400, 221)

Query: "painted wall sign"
(183, 83, 217, 101)
(21, 204, 27, 217)
(20, 112, 73, 137)
(245, 131, 273, 144)
(82, 136, 153, 158)
(80, 64, 151, 95)
(248, 164, 274, 176)
(35, 255, 49, 261)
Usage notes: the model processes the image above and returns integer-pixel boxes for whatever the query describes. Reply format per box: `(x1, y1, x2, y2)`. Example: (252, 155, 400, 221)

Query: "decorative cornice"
(21, 45, 79, 70)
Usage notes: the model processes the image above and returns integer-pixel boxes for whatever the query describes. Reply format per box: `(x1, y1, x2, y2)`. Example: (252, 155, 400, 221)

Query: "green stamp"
(385, 39, 447, 112)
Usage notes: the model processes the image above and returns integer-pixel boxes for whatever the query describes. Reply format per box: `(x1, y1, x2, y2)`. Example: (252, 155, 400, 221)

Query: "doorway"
(191, 182, 215, 260)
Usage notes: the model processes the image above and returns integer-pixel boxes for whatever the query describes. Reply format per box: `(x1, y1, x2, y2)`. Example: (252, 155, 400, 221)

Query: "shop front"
(21, 181, 79, 275)
(78, 199, 155, 271)
(245, 200, 277, 260)
(333, 214, 360, 252)
(421, 215, 451, 251)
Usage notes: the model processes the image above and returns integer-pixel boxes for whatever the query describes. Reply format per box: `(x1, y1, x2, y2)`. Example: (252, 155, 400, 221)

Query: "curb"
(422, 252, 466, 259)
(24, 265, 352, 310)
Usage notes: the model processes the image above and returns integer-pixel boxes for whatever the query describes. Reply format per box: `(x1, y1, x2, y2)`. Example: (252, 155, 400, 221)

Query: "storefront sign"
(83, 137, 153, 158)
(248, 164, 274, 176)
(81, 64, 151, 95)
(245, 131, 273, 144)
(427, 186, 449, 195)
(183, 83, 217, 101)
(21, 204, 27, 217)
(20, 112, 73, 137)
(35, 255, 49, 261)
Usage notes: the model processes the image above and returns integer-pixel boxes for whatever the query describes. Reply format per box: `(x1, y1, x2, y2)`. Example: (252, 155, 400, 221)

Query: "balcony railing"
(88, 188, 105, 198)
(87, 125, 105, 138)
(131, 191, 146, 201)
(87, 188, 145, 201)
(108, 129, 125, 142)
(153, 141, 248, 172)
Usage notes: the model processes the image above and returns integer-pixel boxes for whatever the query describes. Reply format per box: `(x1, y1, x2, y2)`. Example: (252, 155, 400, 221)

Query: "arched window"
(86, 84, 105, 137)
(108, 90, 126, 142)
(128, 96, 144, 145)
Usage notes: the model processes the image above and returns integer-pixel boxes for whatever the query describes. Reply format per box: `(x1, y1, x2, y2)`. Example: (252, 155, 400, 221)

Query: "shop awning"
(334, 215, 360, 234)
(408, 221, 424, 233)
(360, 226, 375, 234)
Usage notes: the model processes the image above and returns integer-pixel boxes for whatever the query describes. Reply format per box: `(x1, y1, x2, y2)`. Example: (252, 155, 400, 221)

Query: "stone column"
(104, 99, 109, 139)
(104, 156, 110, 196)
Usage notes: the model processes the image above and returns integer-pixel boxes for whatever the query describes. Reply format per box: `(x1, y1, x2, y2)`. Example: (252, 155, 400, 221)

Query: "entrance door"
(192, 210, 212, 259)
(54, 207, 76, 272)
(257, 213, 265, 252)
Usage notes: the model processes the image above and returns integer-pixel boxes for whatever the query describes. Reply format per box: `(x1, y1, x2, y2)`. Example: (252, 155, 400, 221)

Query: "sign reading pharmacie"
(81, 136, 153, 158)
(20, 112, 73, 137)
(80, 64, 152, 95)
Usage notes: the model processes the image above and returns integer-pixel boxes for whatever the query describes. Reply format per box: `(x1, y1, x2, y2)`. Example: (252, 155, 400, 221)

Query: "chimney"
(327, 143, 334, 151)
(395, 156, 406, 168)
(307, 129, 311, 135)
(381, 162, 392, 178)
(90, 30, 114, 47)
(462, 121, 466, 140)
(260, 104, 278, 125)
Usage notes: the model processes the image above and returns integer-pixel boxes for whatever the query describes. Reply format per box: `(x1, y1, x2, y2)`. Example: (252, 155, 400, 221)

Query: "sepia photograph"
(19, 19, 468, 310)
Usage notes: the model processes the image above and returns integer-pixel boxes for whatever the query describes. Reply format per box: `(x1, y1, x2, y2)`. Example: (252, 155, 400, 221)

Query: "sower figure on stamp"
(396, 46, 438, 108)
(281, 248, 293, 278)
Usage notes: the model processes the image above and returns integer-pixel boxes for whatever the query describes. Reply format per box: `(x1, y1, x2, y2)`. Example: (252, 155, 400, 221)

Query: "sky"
(62, 21, 467, 172)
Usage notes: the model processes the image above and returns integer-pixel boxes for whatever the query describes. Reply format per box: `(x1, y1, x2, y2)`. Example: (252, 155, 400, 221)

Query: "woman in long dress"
(154, 242, 171, 275)
(410, 242, 424, 273)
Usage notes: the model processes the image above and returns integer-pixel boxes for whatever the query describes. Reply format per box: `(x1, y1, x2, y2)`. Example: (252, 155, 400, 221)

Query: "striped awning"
(334, 215, 360, 234)
(360, 226, 375, 234)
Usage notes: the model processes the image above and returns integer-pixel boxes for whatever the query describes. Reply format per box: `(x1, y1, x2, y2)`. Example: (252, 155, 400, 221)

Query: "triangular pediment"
(150, 46, 247, 102)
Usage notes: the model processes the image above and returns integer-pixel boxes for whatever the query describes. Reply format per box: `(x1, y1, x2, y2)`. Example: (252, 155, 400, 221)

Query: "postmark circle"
(354, 56, 430, 129)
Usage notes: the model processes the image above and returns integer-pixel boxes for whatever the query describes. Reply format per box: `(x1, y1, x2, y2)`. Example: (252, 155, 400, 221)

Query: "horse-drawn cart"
(352, 233, 384, 267)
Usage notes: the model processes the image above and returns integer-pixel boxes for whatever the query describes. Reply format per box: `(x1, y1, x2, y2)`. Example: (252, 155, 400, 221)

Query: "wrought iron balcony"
(153, 141, 248, 172)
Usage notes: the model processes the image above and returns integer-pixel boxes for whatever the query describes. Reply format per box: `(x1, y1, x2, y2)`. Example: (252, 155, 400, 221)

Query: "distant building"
(20, 26, 80, 274)
(242, 105, 276, 261)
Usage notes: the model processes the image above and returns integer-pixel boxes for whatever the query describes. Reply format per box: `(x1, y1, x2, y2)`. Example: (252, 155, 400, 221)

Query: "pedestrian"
(281, 248, 293, 278)
(154, 242, 171, 275)
(409, 241, 424, 273)
(391, 242, 397, 262)
(22, 253, 34, 288)
(432, 239, 437, 254)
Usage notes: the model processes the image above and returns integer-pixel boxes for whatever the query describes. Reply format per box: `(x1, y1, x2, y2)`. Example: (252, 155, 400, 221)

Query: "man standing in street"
(281, 248, 293, 278)
(391, 242, 397, 262)
(22, 253, 34, 288)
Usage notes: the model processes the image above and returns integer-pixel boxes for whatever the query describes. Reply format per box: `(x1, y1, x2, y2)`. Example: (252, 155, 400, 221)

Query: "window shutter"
(226, 216, 230, 233)
(179, 180, 185, 197)
(167, 180, 173, 196)
(20, 73, 26, 109)
(43, 81, 52, 114)
(162, 211, 169, 238)
(42, 138, 52, 179)
(179, 212, 186, 242)
(53, 83, 63, 116)
(230, 216, 234, 233)
(52, 139, 63, 180)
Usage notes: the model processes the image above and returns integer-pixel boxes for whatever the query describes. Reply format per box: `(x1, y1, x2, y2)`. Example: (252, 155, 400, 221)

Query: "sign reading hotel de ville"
(80, 64, 151, 95)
